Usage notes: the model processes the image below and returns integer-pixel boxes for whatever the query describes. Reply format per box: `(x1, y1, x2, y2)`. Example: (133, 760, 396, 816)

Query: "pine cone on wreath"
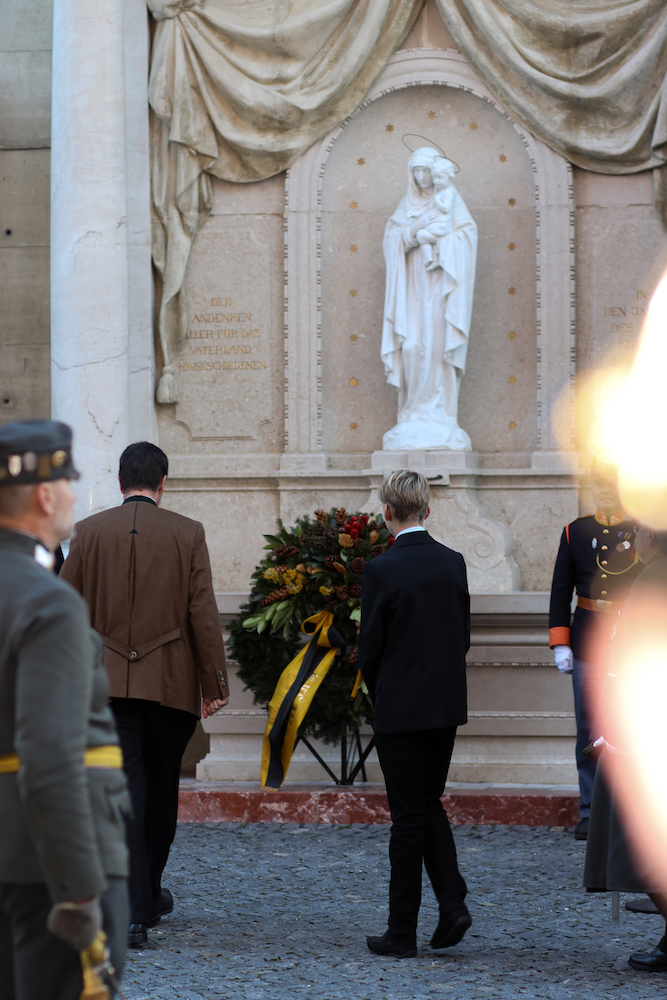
(348, 645, 358, 664)
(275, 544, 301, 560)
(353, 537, 363, 549)
(350, 556, 365, 573)
(323, 555, 337, 568)
(335, 508, 347, 524)
(260, 586, 290, 606)
(335, 586, 349, 601)
(315, 509, 328, 523)
(350, 583, 362, 598)
(371, 544, 385, 556)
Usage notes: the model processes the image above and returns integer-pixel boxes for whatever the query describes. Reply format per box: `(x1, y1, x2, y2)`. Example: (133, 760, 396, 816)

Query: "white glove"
(47, 897, 102, 951)
(554, 645, 573, 674)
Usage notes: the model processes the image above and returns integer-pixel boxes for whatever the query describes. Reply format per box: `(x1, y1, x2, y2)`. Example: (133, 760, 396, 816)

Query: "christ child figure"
(416, 158, 456, 271)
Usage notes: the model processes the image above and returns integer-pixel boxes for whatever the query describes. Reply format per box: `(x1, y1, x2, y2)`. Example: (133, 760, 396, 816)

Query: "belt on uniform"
(577, 596, 624, 615)
(99, 626, 182, 662)
(0, 744, 123, 775)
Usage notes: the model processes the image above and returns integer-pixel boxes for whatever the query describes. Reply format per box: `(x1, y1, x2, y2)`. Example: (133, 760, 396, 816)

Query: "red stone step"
(178, 780, 580, 827)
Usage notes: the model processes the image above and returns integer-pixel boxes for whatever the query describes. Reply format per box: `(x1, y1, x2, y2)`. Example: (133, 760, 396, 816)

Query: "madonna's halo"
(401, 134, 461, 173)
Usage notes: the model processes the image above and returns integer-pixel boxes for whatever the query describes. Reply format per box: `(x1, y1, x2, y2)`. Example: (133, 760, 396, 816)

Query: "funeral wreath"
(228, 507, 395, 744)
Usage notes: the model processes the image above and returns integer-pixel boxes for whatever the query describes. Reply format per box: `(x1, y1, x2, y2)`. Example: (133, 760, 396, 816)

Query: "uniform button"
(603, 529, 609, 534)
(601, 591, 608, 596)
(129, 650, 138, 660)
(601, 574, 607, 579)
(602, 560, 608, 565)
(602, 545, 608, 550)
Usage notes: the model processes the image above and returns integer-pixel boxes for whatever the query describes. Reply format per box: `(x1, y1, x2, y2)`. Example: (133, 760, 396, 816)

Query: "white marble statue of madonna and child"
(381, 146, 478, 451)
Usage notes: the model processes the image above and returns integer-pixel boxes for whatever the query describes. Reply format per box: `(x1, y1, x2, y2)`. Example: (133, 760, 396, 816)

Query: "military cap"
(0, 420, 80, 486)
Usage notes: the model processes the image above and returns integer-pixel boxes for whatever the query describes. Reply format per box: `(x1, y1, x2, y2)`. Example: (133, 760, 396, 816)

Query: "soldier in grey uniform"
(0, 420, 131, 1000)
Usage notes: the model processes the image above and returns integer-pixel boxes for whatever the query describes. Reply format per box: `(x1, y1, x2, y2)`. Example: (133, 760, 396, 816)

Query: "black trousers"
(0, 877, 129, 1000)
(374, 727, 467, 946)
(111, 699, 197, 924)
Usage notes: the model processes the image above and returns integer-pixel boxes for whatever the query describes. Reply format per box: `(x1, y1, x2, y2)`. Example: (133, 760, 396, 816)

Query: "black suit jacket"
(357, 531, 470, 733)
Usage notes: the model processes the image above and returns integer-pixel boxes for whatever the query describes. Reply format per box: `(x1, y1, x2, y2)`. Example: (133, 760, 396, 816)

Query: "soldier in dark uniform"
(549, 464, 642, 840)
(0, 420, 131, 999)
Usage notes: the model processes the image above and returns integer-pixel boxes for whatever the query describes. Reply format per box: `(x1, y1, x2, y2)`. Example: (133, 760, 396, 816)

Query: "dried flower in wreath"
(261, 586, 290, 605)
(276, 544, 301, 560)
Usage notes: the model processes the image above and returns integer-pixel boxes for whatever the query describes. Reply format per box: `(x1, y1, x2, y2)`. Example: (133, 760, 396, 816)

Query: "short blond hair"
(379, 469, 430, 523)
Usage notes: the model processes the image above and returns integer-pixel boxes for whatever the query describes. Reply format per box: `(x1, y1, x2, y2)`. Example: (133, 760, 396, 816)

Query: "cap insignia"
(51, 450, 67, 468)
(8, 455, 21, 477)
(22, 451, 37, 472)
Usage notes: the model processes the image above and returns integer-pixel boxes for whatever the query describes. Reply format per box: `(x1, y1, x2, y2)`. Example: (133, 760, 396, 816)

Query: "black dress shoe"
(626, 896, 660, 914)
(128, 922, 148, 947)
(628, 945, 667, 972)
(574, 818, 589, 841)
(366, 930, 417, 958)
(148, 887, 174, 927)
(431, 908, 472, 950)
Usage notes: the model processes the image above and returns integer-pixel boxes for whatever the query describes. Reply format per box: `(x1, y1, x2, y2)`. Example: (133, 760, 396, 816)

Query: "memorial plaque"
(174, 211, 281, 444)
(576, 204, 667, 375)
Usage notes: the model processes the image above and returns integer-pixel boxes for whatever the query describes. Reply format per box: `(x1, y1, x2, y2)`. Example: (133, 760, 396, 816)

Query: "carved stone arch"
(282, 48, 575, 471)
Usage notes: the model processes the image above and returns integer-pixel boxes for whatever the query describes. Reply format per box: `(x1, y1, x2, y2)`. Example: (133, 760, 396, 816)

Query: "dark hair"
(119, 442, 168, 492)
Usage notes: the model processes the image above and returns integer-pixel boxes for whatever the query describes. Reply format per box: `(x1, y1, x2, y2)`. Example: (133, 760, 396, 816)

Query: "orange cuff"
(549, 626, 571, 649)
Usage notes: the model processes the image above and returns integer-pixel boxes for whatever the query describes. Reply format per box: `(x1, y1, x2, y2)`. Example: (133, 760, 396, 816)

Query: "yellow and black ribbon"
(261, 610, 345, 788)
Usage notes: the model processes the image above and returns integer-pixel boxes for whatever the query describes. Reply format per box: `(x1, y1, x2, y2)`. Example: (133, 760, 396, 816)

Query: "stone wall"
(0, 0, 52, 425)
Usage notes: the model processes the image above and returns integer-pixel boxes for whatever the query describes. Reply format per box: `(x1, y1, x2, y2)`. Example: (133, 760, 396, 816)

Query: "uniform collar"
(0, 526, 54, 568)
(595, 510, 627, 527)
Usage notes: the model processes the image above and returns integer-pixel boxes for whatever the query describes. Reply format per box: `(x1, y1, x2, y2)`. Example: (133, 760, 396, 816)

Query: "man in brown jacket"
(61, 441, 229, 947)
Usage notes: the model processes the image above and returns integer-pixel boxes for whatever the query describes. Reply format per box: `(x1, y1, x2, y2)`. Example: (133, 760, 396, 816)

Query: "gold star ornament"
(350, 334, 358, 342)
(470, 121, 478, 130)
(350, 422, 358, 431)
(508, 375, 516, 385)
(509, 421, 517, 430)
(350, 245, 357, 253)
(508, 287, 516, 295)
(349, 377, 359, 387)
(499, 154, 507, 162)
(508, 243, 516, 251)
(357, 158, 365, 166)
(427, 111, 436, 119)
(508, 197, 516, 206)
(508, 331, 516, 340)
(386, 124, 394, 132)
(349, 290, 358, 298)
(349, 201, 358, 210)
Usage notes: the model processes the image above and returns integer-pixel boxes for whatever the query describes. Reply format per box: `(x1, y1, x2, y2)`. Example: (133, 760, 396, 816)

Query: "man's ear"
(34, 481, 55, 517)
(424, 505, 430, 521)
(118, 474, 124, 496)
(383, 502, 393, 523)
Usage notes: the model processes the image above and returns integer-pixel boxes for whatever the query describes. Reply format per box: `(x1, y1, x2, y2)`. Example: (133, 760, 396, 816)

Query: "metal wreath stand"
(292, 646, 375, 785)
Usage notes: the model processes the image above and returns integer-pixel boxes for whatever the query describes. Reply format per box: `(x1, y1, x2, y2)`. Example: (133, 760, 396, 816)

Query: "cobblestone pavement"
(122, 823, 666, 1000)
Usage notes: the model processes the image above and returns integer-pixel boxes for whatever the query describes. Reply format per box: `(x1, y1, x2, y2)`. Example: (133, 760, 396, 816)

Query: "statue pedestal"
(370, 448, 479, 476)
(366, 450, 520, 593)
